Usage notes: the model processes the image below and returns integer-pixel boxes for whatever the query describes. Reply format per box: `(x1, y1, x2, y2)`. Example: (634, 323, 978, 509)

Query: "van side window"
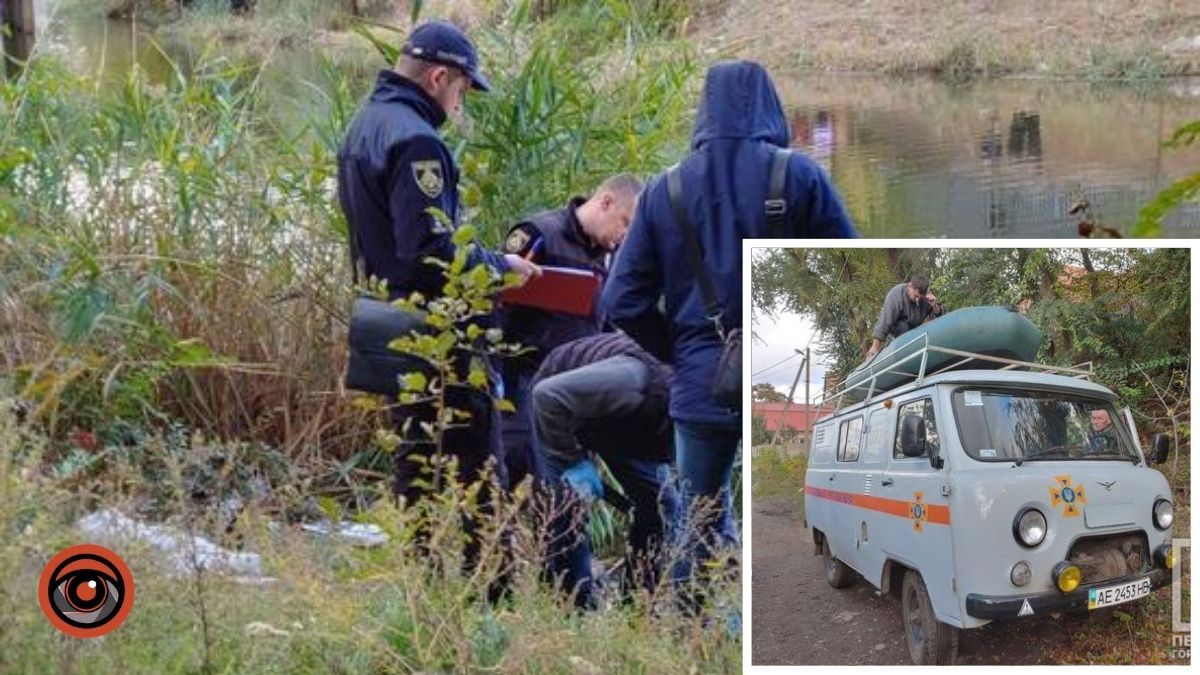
(837, 417, 863, 462)
(894, 398, 941, 459)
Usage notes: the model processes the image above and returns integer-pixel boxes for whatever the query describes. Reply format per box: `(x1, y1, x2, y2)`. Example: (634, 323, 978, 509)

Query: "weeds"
(0, 402, 741, 672)
(750, 446, 805, 514)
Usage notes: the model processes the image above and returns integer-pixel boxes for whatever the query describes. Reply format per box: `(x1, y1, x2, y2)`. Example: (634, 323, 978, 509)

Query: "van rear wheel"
(822, 539, 854, 588)
(901, 570, 959, 665)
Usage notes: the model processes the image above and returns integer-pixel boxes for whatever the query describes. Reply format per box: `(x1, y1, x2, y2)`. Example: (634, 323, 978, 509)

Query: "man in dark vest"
(337, 21, 537, 527)
(530, 332, 677, 610)
(499, 174, 643, 487)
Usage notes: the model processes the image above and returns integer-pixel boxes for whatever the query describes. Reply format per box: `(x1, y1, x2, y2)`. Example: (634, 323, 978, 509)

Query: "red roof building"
(752, 402, 837, 433)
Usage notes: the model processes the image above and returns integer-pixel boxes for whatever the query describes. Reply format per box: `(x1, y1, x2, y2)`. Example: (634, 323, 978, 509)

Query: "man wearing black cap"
(337, 21, 538, 519)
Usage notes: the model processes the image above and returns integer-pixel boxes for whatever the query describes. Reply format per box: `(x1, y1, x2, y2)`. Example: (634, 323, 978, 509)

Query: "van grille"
(1067, 533, 1150, 585)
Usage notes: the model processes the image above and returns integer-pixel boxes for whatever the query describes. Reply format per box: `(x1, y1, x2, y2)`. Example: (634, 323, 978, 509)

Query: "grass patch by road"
(751, 446, 806, 517)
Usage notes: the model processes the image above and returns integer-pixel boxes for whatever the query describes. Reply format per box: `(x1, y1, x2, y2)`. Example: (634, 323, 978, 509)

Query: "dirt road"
(751, 496, 1096, 665)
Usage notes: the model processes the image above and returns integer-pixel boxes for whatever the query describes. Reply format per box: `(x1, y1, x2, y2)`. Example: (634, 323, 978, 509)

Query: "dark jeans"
(670, 421, 740, 595)
(531, 355, 678, 608)
(892, 319, 915, 338)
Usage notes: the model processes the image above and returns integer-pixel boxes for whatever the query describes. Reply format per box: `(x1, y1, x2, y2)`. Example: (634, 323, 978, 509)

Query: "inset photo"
(749, 247, 1190, 666)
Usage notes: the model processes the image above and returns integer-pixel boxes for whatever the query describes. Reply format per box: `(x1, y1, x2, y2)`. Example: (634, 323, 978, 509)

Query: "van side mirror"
(900, 414, 926, 457)
(1151, 433, 1171, 464)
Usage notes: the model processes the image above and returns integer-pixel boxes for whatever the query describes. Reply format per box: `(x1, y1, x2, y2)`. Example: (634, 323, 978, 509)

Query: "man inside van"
(867, 274, 946, 359)
(1087, 409, 1120, 454)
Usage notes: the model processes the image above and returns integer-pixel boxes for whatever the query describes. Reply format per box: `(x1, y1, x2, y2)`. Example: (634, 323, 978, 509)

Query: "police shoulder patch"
(504, 225, 537, 254)
(411, 159, 444, 199)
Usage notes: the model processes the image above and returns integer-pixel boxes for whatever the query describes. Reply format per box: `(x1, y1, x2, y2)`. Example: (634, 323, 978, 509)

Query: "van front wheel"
(901, 570, 959, 665)
(822, 539, 854, 588)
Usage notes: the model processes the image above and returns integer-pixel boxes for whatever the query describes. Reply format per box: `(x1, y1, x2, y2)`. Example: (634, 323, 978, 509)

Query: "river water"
(779, 75, 1200, 236)
(21, 0, 1200, 236)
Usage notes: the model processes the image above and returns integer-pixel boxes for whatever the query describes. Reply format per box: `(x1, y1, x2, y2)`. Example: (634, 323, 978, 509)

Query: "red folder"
(501, 266, 601, 317)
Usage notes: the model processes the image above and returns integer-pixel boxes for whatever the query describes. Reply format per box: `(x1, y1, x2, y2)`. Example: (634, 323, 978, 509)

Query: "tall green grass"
(0, 4, 724, 669)
(1, 0, 697, 479)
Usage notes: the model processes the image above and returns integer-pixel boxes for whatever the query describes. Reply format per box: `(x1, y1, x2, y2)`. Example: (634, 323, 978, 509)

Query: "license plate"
(1087, 577, 1152, 610)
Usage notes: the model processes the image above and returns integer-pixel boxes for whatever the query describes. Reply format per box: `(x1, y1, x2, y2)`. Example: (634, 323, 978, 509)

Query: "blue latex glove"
(561, 460, 603, 504)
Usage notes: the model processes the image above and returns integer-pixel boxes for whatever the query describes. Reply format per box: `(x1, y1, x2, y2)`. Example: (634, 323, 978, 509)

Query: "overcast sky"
(751, 310, 831, 404)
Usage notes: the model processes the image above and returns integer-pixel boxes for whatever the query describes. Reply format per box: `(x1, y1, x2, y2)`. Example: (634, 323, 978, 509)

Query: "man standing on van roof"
(602, 60, 857, 600)
(867, 274, 946, 359)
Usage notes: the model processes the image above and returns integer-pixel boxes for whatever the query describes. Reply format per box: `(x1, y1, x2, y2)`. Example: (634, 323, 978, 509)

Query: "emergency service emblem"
(1049, 475, 1087, 517)
(909, 492, 929, 532)
(411, 160, 444, 199)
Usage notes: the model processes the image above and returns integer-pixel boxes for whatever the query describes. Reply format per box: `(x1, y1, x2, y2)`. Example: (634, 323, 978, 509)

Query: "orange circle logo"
(38, 544, 135, 638)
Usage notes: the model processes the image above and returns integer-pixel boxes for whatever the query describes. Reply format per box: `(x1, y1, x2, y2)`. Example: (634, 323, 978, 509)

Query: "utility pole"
(804, 347, 811, 454)
(770, 349, 806, 449)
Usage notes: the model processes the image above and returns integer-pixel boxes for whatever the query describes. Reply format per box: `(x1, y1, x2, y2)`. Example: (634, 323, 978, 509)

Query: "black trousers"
(391, 381, 508, 584)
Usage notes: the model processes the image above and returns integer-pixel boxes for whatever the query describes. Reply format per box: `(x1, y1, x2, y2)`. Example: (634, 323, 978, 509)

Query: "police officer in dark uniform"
(498, 174, 643, 486)
(337, 21, 538, 510)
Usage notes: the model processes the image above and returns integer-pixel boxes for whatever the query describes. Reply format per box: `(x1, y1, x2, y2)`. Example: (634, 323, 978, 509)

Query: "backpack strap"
(666, 164, 725, 336)
(765, 147, 791, 238)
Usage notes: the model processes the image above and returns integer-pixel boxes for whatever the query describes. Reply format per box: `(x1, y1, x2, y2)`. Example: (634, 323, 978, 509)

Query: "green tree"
(751, 248, 940, 374)
(752, 248, 1190, 440)
(752, 382, 787, 403)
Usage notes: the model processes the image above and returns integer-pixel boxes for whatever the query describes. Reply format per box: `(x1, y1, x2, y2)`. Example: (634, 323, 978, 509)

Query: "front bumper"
(965, 568, 1170, 621)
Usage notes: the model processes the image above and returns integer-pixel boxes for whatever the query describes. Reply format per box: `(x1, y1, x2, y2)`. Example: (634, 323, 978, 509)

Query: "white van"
(803, 346, 1177, 665)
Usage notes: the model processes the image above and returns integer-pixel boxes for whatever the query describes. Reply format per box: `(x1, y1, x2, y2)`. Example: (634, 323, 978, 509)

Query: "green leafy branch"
(1133, 119, 1200, 237)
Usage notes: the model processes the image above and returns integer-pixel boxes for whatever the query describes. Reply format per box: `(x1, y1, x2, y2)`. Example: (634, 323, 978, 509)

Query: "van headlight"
(1013, 508, 1047, 548)
(1153, 499, 1173, 530)
(1052, 561, 1082, 593)
(1155, 544, 1176, 570)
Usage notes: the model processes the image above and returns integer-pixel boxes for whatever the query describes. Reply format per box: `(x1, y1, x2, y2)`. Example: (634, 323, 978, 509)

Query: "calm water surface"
(22, 2, 1200, 236)
(779, 75, 1200, 236)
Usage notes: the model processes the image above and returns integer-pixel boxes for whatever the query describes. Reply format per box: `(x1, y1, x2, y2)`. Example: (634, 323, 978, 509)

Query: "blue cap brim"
(470, 71, 491, 92)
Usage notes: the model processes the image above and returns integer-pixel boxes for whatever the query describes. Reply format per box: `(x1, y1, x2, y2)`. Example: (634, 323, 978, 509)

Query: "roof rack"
(813, 332, 1094, 415)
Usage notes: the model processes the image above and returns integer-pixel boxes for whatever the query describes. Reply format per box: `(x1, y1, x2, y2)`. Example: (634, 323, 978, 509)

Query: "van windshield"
(951, 389, 1139, 462)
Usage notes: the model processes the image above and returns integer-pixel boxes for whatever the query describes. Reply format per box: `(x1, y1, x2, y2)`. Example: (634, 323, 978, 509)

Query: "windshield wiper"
(1014, 445, 1077, 466)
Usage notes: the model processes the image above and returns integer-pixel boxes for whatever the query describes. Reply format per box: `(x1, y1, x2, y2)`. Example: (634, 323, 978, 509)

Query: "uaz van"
(803, 346, 1177, 665)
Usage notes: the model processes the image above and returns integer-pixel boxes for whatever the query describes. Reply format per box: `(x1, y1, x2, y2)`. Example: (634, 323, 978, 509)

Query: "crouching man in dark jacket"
(530, 332, 679, 609)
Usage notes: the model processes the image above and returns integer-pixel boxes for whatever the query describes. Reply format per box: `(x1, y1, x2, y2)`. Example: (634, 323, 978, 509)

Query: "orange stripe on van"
(806, 485, 951, 525)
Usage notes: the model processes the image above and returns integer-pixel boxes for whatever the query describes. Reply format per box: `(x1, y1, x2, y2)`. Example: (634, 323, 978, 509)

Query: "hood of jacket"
(691, 60, 789, 150)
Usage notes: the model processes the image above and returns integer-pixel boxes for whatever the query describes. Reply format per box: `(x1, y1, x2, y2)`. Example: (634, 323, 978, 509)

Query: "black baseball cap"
(401, 20, 492, 92)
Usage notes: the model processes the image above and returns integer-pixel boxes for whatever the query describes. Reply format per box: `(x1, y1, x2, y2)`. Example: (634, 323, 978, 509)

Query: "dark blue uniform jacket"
(601, 60, 857, 426)
(502, 197, 606, 368)
(337, 70, 509, 299)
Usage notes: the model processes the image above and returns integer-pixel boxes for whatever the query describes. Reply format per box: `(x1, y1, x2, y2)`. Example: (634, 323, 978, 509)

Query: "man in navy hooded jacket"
(602, 60, 857, 594)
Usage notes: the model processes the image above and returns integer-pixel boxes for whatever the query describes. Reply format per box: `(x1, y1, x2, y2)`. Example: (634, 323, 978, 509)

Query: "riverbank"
(702, 0, 1200, 81)
(66, 0, 1200, 81)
